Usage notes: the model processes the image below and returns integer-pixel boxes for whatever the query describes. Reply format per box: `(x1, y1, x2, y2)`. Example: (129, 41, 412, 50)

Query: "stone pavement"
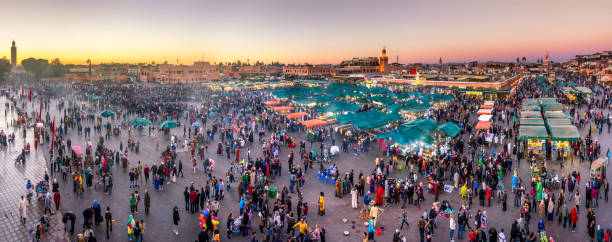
(0, 96, 69, 242)
(2, 93, 611, 242)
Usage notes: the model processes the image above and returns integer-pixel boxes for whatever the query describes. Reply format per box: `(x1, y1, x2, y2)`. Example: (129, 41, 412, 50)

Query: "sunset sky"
(1, 0, 611, 65)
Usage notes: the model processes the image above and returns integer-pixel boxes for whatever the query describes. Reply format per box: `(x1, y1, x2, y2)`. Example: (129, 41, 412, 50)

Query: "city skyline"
(1, 0, 611, 65)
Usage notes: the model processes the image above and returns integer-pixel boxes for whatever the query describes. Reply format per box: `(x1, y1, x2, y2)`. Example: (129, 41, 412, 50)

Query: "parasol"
(101, 110, 115, 118)
(129, 118, 152, 127)
(158, 120, 180, 130)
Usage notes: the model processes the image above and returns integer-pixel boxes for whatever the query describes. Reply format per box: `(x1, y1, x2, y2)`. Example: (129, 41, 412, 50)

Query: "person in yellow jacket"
(461, 183, 468, 200)
(318, 192, 325, 216)
(293, 219, 308, 241)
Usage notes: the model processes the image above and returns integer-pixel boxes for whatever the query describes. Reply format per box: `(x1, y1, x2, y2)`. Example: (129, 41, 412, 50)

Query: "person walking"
(318, 192, 325, 216)
(53, 191, 61, 210)
(351, 187, 358, 209)
(18, 196, 27, 224)
(105, 207, 113, 239)
(293, 219, 308, 242)
(400, 207, 409, 230)
(449, 214, 456, 241)
(570, 207, 578, 232)
(144, 190, 150, 215)
(173, 206, 180, 235)
(130, 193, 137, 213)
(44, 191, 52, 215)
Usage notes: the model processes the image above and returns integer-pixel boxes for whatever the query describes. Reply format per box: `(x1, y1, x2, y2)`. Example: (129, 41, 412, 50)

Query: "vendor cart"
(72, 145, 84, 171)
(590, 157, 607, 188)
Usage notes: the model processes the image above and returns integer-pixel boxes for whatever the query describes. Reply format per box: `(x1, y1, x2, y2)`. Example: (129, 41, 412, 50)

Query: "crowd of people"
(3, 73, 611, 242)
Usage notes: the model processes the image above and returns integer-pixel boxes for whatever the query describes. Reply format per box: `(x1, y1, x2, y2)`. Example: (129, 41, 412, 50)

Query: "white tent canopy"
(478, 115, 493, 122)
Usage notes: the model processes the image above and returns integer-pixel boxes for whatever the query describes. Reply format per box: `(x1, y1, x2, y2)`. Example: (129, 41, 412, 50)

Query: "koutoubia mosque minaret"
(11, 40, 17, 67)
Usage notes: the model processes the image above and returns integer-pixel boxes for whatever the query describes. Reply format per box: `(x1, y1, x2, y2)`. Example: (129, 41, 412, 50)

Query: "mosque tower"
(379, 47, 389, 73)
(11, 40, 17, 67)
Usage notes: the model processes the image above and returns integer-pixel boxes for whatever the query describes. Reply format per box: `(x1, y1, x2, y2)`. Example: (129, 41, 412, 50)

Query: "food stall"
(519, 125, 549, 157)
(548, 125, 581, 160)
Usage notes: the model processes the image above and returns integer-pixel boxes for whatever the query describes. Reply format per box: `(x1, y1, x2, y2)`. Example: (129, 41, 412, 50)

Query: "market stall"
(519, 125, 549, 157)
(71, 145, 84, 170)
(548, 125, 581, 160)
(520, 118, 545, 126)
(271, 106, 294, 112)
(285, 112, 309, 119)
(478, 115, 493, 122)
(263, 100, 281, 106)
(475, 121, 492, 130)
(590, 157, 607, 188)
(300, 119, 330, 129)
(477, 109, 492, 115)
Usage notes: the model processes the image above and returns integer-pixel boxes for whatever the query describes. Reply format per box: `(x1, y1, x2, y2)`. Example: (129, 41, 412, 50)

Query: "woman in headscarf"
(376, 185, 384, 206)
(547, 198, 554, 221)
(93, 200, 102, 225)
(126, 214, 135, 240)
(318, 192, 325, 216)
(335, 178, 342, 197)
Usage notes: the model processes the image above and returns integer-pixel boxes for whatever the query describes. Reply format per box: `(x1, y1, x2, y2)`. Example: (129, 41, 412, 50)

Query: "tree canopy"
(21, 57, 65, 78)
(0, 57, 10, 81)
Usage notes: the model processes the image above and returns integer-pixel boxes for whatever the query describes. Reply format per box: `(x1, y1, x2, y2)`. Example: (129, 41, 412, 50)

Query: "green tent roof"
(386, 103, 406, 113)
(549, 125, 581, 141)
(519, 125, 549, 140)
(521, 99, 540, 106)
(335, 109, 401, 130)
(369, 96, 395, 105)
(436, 122, 462, 138)
(519, 118, 545, 126)
(544, 111, 569, 119)
(521, 105, 541, 111)
(314, 100, 360, 113)
(542, 104, 564, 112)
(520, 111, 542, 119)
(573, 86, 592, 95)
(366, 87, 390, 95)
(546, 118, 572, 126)
(539, 98, 559, 105)
(401, 100, 432, 113)
(401, 118, 439, 133)
(375, 122, 436, 145)
(392, 91, 422, 100)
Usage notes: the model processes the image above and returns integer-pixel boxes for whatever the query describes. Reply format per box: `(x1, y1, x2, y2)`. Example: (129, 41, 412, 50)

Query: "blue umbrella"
(192, 121, 201, 127)
(209, 112, 218, 117)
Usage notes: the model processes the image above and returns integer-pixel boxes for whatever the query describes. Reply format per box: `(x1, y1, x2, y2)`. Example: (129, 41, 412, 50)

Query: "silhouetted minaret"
(10, 40, 17, 67)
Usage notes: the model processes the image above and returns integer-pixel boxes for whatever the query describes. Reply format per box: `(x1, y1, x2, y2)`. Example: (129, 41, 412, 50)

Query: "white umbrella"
(330, 146, 340, 155)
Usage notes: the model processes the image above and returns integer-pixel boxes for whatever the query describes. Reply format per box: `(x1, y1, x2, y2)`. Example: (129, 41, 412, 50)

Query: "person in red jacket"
(376, 185, 384, 205)
(486, 186, 492, 207)
(468, 229, 476, 241)
(189, 189, 197, 214)
(53, 192, 61, 210)
(570, 207, 578, 232)
(433, 183, 439, 201)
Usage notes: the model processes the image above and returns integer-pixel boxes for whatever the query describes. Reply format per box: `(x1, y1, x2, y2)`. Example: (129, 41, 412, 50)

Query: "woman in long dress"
(154, 174, 159, 190)
(351, 187, 358, 208)
(18, 196, 27, 224)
